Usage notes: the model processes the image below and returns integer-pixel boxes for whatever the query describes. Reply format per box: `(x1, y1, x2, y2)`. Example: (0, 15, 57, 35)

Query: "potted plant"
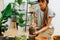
(1, 0, 27, 32)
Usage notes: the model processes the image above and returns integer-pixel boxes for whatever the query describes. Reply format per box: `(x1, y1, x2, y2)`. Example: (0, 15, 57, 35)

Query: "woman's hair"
(37, 0, 49, 26)
(38, 0, 49, 3)
(43, 7, 48, 27)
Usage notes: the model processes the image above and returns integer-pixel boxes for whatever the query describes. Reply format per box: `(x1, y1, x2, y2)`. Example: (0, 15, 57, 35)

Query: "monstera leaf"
(1, 3, 13, 20)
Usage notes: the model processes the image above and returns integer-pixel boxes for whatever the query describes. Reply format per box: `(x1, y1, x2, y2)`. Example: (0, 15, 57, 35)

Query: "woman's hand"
(33, 31, 40, 35)
(29, 34, 36, 38)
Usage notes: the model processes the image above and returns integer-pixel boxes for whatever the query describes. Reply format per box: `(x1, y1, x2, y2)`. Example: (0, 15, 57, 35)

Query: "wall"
(0, 0, 4, 17)
(49, 0, 60, 35)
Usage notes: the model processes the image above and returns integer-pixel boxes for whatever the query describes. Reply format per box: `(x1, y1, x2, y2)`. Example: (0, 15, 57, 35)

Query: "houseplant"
(1, 0, 26, 28)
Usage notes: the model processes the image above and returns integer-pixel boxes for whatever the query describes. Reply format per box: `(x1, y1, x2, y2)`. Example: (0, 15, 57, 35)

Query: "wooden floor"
(3, 28, 29, 38)
(1, 27, 60, 40)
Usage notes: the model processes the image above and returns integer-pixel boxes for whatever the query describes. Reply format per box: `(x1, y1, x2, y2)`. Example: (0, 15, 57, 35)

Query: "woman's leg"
(35, 27, 54, 40)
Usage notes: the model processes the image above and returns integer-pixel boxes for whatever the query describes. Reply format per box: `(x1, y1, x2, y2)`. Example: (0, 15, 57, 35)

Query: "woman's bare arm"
(37, 17, 53, 33)
(33, 17, 53, 35)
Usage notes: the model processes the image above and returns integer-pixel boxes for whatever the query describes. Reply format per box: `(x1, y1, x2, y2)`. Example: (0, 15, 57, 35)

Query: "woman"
(29, 0, 55, 40)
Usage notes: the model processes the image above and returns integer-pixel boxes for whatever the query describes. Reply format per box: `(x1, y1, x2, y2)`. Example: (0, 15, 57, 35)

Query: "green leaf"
(15, 35, 27, 40)
(0, 18, 2, 27)
(21, 35, 27, 40)
(2, 16, 9, 20)
(19, 23, 26, 27)
(19, 13, 25, 17)
(17, 13, 26, 27)
(12, 10, 20, 16)
(28, 2, 33, 5)
(19, 18, 24, 23)
(18, 13, 25, 23)
(1, 3, 13, 20)
(16, 0, 22, 5)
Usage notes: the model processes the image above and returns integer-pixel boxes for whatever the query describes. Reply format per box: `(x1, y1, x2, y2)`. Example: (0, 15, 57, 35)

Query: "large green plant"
(1, 0, 26, 27)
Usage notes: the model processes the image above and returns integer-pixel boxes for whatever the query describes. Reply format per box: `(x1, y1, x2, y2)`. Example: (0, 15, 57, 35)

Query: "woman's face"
(39, 0, 48, 11)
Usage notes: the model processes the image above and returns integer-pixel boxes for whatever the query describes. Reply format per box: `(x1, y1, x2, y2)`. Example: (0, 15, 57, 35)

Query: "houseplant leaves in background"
(17, 13, 26, 27)
(1, 3, 13, 20)
(15, 0, 22, 5)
